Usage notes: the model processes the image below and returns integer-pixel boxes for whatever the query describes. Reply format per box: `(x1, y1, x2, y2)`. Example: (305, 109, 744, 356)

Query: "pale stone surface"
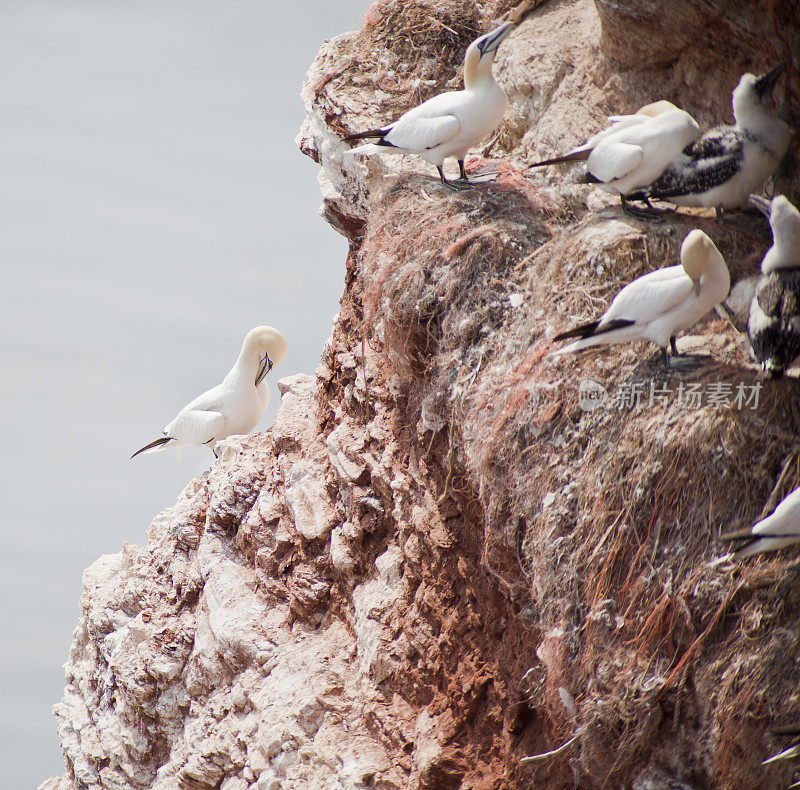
(41, 374, 410, 790)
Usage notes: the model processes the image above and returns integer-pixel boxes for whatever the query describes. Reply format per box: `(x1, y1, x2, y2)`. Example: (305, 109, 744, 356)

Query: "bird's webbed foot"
(667, 353, 710, 371)
(438, 166, 475, 191)
(620, 195, 667, 220)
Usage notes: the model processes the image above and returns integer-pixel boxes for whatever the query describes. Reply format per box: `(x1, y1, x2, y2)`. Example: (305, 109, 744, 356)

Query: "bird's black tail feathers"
(577, 171, 602, 185)
(343, 128, 388, 142)
(131, 436, 174, 459)
(717, 527, 800, 557)
(717, 527, 757, 544)
(529, 149, 591, 168)
(770, 726, 800, 738)
(553, 318, 635, 343)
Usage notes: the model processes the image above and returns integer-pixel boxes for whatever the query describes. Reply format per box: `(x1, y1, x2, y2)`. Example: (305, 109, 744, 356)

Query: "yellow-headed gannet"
(529, 101, 701, 216)
(552, 230, 730, 368)
(131, 326, 288, 459)
(747, 194, 800, 379)
(721, 484, 800, 559)
(625, 63, 790, 212)
(343, 22, 514, 190)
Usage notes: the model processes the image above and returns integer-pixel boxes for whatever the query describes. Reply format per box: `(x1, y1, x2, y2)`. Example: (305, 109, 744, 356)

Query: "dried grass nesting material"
(358, 173, 557, 382)
(363, 0, 482, 71)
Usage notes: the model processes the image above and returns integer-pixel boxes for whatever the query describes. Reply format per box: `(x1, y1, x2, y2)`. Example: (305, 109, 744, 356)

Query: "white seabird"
(131, 325, 288, 459)
(529, 101, 701, 216)
(763, 727, 800, 784)
(747, 194, 800, 379)
(551, 229, 730, 367)
(720, 484, 800, 559)
(625, 63, 790, 211)
(343, 21, 514, 190)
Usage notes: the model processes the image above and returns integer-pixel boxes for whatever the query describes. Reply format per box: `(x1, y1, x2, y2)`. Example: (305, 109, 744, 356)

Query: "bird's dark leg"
(620, 194, 666, 220)
(666, 336, 709, 370)
(437, 165, 472, 191)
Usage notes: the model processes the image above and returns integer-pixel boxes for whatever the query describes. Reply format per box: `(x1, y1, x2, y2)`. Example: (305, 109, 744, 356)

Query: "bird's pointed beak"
(754, 60, 787, 98)
(692, 277, 701, 297)
(255, 352, 273, 386)
(748, 193, 772, 217)
(476, 21, 514, 55)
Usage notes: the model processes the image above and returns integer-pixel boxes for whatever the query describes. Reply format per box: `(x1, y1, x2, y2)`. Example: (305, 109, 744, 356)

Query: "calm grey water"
(0, 2, 366, 785)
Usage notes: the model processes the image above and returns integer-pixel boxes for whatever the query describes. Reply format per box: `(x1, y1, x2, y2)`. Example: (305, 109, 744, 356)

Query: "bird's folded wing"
(385, 114, 461, 151)
(589, 141, 643, 182)
(683, 127, 741, 160)
(753, 486, 800, 537)
(646, 131, 743, 198)
(170, 409, 226, 445)
(602, 270, 693, 326)
(572, 116, 645, 157)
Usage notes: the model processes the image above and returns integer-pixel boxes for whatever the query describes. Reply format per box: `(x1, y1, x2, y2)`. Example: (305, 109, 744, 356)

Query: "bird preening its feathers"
(551, 229, 730, 368)
(343, 22, 514, 190)
(131, 325, 287, 460)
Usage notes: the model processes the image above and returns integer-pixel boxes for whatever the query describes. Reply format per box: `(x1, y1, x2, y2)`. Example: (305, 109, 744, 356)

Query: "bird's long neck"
(734, 97, 789, 151)
(463, 46, 495, 90)
(763, 241, 800, 272)
(225, 346, 259, 386)
(701, 254, 730, 293)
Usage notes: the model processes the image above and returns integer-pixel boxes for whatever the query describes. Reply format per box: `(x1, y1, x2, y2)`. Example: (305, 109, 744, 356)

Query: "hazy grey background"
(0, 1, 366, 785)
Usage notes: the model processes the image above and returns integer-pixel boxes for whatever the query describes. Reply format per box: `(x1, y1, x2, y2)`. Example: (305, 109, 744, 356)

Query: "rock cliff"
(42, 1, 800, 788)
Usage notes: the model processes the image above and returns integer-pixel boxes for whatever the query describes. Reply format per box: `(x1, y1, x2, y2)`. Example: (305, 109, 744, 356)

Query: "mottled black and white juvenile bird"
(625, 63, 790, 212)
(747, 194, 800, 379)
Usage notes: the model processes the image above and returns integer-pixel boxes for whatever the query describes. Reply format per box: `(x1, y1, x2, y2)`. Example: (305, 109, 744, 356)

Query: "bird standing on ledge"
(528, 101, 701, 217)
(131, 326, 288, 459)
(747, 194, 800, 379)
(625, 63, 790, 213)
(343, 21, 514, 190)
(551, 230, 730, 369)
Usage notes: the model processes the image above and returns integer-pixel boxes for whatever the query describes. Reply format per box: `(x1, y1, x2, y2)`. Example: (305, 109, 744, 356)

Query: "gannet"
(747, 194, 800, 379)
(551, 230, 730, 367)
(763, 727, 800, 777)
(131, 326, 287, 459)
(720, 484, 800, 559)
(343, 22, 514, 190)
(529, 101, 701, 215)
(625, 63, 789, 211)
